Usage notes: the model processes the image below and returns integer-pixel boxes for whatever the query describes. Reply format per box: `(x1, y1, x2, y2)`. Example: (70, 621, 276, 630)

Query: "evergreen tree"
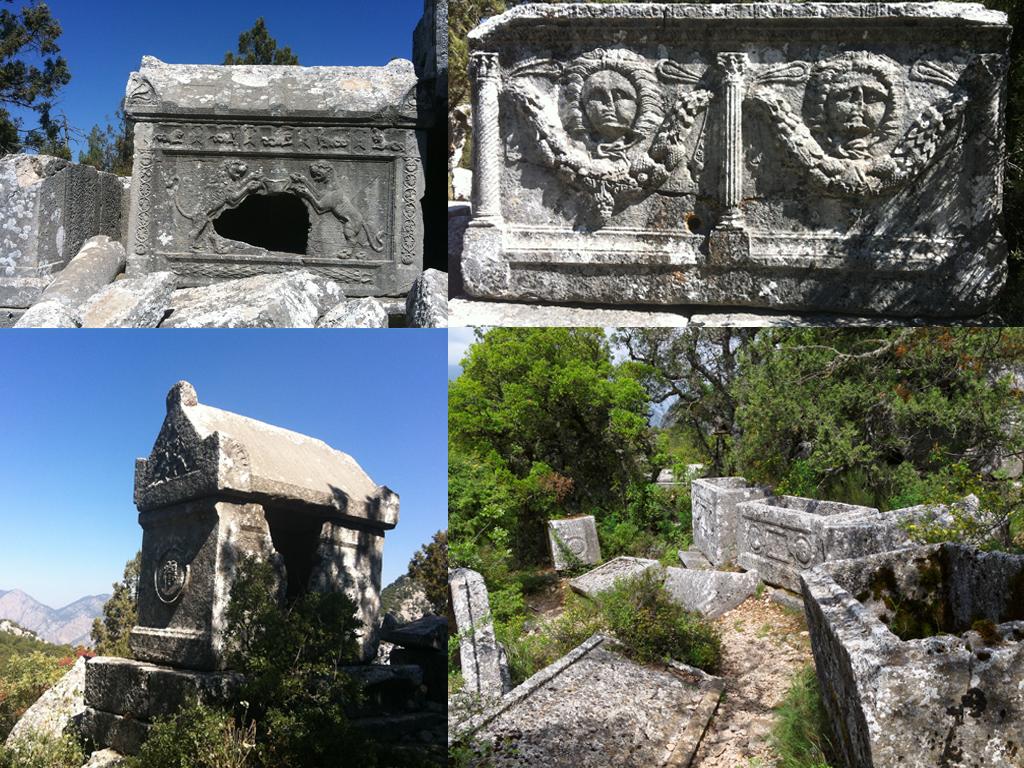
(78, 106, 132, 175)
(0, 0, 71, 157)
(408, 531, 448, 614)
(223, 17, 299, 65)
(91, 552, 140, 657)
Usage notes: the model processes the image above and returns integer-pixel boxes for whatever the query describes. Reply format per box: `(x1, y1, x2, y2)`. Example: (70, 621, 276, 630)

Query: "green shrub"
(771, 666, 835, 768)
(0, 733, 84, 768)
(123, 701, 255, 768)
(0, 652, 69, 740)
(598, 569, 722, 671)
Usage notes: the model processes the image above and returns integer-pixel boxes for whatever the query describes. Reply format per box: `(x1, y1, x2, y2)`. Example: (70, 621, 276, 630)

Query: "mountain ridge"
(0, 588, 109, 647)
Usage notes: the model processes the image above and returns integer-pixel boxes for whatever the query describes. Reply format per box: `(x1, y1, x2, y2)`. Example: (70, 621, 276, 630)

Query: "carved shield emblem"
(155, 550, 190, 604)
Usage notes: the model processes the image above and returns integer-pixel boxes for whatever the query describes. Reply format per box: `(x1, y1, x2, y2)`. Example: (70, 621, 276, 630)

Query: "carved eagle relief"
(750, 52, 974, 198)
(505, 48, 712, 226)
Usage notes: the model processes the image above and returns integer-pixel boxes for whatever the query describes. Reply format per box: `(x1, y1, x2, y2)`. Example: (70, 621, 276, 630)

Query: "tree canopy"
(0, 0, 70, 158)
(223, 17, 299, 66)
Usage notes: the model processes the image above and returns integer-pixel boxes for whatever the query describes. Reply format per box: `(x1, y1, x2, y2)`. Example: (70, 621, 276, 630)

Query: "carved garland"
(134, 152, 155, 255)
(400, 157, 419, 265)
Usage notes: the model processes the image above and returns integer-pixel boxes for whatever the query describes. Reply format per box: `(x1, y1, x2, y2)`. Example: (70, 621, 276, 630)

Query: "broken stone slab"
(123, 57, 424, 296)
(316, 297, 388, 328)
(678, 549, 712, 570)
(568, 556, 659, 598)
(80, 708, 149, 756)
(453, 634, 724, 767)
(4, 656, 85, 748)
(692, 477, 772, 567)
(448, 202, 469, 297)
(768, 587, 804, 614)
(83, 749, 126, 768)
(0, 155, 123, 310)
(463, 3, 1009, 317)
(449, 297, 690, 327)
(379, 613, 447, 652)
(449, 567, 509, 699)
(405, 268, 448, 328)
(80, 271, 177, 328)
(801, 543, 1024, 768)
(547, 515, 601, 570)
(737, 495, 881, 591)
(664, 566, 760, 619)
(160, 269, 342, 328)
(13, 299, 81, 329)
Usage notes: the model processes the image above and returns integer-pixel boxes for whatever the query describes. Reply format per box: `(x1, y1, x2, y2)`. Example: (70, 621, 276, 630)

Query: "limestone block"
(0, 155, 123, 309)
(547, 515, 601, 570)
(663, 566, 759, 619)
(691, 477, 771, 567)
(80, 708, 149, 756)
(736, 495, 879, 591)
(161, 269, 342, 327)
(13, 299, 80, 328)
(83, 750, 125, 768)
(123, 57, 424, 296)
(462, 3, 1010, 317)
(568, 556, 658, 598)
(449, 568, 508, 699)
(4, 656, 85, 747)
(379, 614, 447, 652)
(456, 634, 724, 767)
(677, 550, 712, 570)
(801, 544, 1024, 768)
(448, 202, 469, 296)
(80, 271, 177, 328)
(405, 268, 448, 328)
(316, 297, 388, 328)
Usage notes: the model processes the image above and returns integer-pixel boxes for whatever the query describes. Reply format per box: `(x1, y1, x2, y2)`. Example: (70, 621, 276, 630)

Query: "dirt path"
(693, 594, 814, 768)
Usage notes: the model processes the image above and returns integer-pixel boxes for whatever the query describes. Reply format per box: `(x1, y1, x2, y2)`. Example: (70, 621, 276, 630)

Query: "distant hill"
(0, 590, 109, 647)
(381, 574, 432, 623)
(0, 618, 38, 641)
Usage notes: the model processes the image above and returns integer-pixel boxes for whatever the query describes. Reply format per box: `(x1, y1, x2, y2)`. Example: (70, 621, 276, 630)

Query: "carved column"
(470, 52, 503, 226)
(717, 52, 748, 230)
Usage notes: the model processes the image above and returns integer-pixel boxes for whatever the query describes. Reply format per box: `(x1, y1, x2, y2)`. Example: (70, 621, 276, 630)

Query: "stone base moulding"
(462, 3, 1010, 317)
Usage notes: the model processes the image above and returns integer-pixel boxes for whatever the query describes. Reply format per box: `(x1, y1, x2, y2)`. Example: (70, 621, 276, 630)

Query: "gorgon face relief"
(581, 69, 639, 143)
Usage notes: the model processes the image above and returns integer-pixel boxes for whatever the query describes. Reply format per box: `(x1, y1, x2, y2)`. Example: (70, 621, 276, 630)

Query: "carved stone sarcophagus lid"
(131, 381, 398, 669)
(462, 3, 1010, 317)
(123, 57, 424, 296)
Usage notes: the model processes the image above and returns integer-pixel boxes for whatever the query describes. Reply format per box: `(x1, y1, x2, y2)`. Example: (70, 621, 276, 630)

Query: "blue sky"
(0, 330, 446, 608)
(14, 0, 426, 159)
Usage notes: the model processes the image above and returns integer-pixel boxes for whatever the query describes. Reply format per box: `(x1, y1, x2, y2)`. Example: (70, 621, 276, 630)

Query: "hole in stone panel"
(212, 193, 310, 254)
(686, 213, 703, 233)
(264, 508, 324, 602)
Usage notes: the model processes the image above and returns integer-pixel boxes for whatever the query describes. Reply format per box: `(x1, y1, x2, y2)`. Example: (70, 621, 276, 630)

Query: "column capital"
(717, 52, 749, 83)
(470, 51, 501, 82)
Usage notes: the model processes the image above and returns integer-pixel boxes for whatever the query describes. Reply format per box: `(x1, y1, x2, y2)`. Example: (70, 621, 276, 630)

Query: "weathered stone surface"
(692, 477, 772, 567)
(123, 56, 424, 296)
(128, 381, 396, 668)
(663, 566, 759, 619)
(83, 749, 126, 768)
(4, 657, 85, 747)
(449, 297, 690, 327)
(769, 587, 804, 613)
(316, 297, 388, 328)
(547, 515, 601, 570)
(462, 3, 1009, 317)
(449, 568, 509, 699)
(379, 613, 447, 652)
(455, 634, 724, 767)
(80, 271, 177, 328)
(801, 544, 1024, 768)
(405, 268, 448, 328)
(161, 269, 342, 327)
(678, 549, 712, 570)
(84, 657, 241, 722)
(568, 556, 658, 598)
(80, 708, 149, 756)
(737, 495, 880, 591)
(0, 155, 123, 309)
(13, 299, 80, 329)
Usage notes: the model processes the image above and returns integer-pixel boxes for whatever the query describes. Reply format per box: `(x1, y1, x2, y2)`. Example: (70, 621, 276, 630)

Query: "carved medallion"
(155, 549, 190, 604)
(789, 535, 814, 565)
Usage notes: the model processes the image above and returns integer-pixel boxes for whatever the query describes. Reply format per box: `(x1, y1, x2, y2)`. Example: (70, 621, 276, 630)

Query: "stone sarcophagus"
(691, 476, 771, 567)
(123, 57, 424, 296)
(462, 3, 1010, 317)
(130, 380, 399, 669)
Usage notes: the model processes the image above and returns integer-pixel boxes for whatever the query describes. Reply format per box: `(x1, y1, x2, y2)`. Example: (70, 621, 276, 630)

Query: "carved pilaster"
(717, 52, 748, 230)
(470, 52, 503, 226)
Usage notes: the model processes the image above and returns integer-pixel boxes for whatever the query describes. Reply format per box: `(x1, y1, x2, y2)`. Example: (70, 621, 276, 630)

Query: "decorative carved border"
(400, 157, 420, 266)
(134, 151, 155, 256)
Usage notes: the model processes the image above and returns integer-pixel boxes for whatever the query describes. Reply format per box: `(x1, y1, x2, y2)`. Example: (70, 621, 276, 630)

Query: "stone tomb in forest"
(692, 476, 772, 567)
(547, 515, 601, 570)
(122, 56, 425, 296)
(82, 381, 399, 754)
(461, 3, 1010, 317)
(802, 544, 1024, 768)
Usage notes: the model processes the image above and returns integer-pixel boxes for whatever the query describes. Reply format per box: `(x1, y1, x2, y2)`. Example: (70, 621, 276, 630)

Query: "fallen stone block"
(317, 297, 388, 328)
(678, 549, 712, 570)
(83, 749, 126, 768)
(379, 613, 447, 652)
(664, 566, 760, 619)
(449, 567, 509, 699)
(0, 155, 123, 310)
(547, 515, 601, 570)
(802, 543, 1024, 768)
(692, 477, 772, 567)
(13, 299, 80, 328)
(406, 268, 448, 328)
(4, 656, 85, 747)
(453, 634, 724, 767)
(161, 269, 342, 328)
(568, 556, 658, 598)
(80, 271, 177, 328)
